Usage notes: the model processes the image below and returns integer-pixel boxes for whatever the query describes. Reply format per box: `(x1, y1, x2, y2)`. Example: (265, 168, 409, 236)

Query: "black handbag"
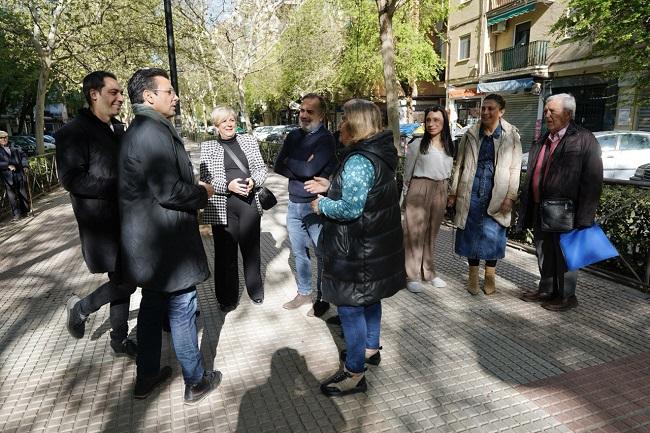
(221, 142, 277, 210)
(540, 198, 574, 232)
(256, 186, 277, 210)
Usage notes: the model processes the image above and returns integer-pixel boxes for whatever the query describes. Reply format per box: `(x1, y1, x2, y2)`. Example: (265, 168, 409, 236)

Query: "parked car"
(265, 125, 299, 144)
(630, 163, 650, 182)
(8, 136, 37, 156)
(28, 134, 56, 151)
(521, 131, 650, 180)
(252, 126, 274, 141)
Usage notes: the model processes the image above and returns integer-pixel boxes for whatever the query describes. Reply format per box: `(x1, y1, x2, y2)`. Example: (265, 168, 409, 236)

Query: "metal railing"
(1, 151, 59, 218)
(489, 0, 528, 10)
(486, 40, 549, 73)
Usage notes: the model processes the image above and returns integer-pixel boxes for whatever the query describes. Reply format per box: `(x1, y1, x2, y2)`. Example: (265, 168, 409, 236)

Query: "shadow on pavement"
(235, 347, 346, 432)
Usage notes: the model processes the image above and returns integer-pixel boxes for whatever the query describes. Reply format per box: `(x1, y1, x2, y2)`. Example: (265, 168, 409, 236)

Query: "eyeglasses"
(152, 88, 176, 96)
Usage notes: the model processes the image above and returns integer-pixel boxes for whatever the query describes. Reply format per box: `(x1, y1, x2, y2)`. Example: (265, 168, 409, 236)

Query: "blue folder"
(559, 224, 619, 271)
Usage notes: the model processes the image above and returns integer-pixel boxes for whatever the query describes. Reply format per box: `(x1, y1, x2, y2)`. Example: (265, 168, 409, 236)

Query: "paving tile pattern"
(1, 144, 650, 432)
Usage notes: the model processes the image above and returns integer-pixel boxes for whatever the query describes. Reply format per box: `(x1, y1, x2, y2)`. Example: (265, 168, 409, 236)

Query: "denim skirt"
(454, 163, 506, 260)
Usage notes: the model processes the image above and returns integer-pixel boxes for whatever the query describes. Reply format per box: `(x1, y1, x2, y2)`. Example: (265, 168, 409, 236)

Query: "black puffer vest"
(320, 130, 406, 307)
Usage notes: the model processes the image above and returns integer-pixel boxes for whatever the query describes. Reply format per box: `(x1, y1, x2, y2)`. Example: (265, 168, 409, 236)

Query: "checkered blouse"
(199, 134, 267, 225)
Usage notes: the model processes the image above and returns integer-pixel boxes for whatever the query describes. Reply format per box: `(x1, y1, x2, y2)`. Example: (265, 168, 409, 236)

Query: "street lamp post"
(163, 0, 181, 131)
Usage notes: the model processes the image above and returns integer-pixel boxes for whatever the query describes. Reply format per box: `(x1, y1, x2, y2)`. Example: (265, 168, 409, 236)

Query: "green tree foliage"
(553, 0, 650, 97)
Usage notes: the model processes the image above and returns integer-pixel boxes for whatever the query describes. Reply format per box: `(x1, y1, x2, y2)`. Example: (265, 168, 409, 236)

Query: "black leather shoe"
(184, 370, 222, 405)
(111, 338, 137, 359)
(251, 298, 263, 305)
(65, 295, 86, 339)
(542, 295, 578, 312)
(133, 366, 172, 399)
(308, 301, 330, 317)
(219, 304, 237, 313)
(521, 291, 558, 303)
(340, 347, 382, 366)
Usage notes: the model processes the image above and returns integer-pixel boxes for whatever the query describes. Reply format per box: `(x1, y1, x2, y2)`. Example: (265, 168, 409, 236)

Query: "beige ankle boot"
(484, 266, 496, 295)
(467, 265, 480, 295)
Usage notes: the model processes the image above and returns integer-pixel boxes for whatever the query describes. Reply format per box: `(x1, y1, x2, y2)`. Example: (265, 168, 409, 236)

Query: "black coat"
(320, 131, 406, 307)
(518, 121, 603, 230)
(55, 109, 124, 273)
(118, 115, 209, 293)
(0, 145, 28, 186)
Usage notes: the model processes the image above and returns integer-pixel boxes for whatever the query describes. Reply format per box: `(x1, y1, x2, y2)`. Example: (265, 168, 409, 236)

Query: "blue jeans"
(286, 201, 323, 296)
(137, 287, 205, 385)
(338, 302, 382, 374)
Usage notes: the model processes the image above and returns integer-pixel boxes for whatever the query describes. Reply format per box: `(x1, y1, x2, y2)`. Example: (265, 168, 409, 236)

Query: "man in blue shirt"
(274, 94, 336, 316)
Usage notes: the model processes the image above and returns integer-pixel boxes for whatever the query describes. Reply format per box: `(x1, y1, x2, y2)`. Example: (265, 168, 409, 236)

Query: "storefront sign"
(448, 87, 480, 98)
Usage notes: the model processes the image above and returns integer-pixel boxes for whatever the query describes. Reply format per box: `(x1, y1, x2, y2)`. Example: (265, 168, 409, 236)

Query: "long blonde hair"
(342, 99, 383, 143)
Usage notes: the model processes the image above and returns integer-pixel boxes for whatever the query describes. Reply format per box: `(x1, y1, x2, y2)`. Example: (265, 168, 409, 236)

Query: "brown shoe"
(542, 295, 578, 312)
(283, 294, 312, 310)
(467, 266, 479, 295)
(483, 267, 496, 295)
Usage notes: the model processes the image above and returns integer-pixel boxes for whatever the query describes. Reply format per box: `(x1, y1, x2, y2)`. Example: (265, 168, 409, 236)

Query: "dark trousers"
(212, 195, 263, 307)
(533, 208, 577, 298)
(136, 287, 204, 384)
(79, 271, 136, 342)
(3, 176, 30, 216)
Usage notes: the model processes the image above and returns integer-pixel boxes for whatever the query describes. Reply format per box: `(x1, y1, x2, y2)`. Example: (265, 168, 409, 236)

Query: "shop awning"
(477, 78, 534, 93)
(487, 2, 536, 26)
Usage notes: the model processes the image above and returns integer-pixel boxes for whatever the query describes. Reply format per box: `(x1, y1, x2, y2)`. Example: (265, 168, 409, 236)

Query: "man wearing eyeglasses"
(0, 130, 30, 221)
(119, 68, 220, 404)
(55, 71, 137, 358)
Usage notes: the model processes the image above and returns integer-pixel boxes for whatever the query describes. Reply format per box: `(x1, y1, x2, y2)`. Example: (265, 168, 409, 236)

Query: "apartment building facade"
(445, 0, 647, 151)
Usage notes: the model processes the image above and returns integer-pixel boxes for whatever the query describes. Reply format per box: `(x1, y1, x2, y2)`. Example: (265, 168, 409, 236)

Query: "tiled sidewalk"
(1, 167, 650, 432)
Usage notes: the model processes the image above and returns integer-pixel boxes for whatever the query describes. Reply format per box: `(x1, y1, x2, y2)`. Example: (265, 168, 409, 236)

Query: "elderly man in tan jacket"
(448, 94, 522, 295)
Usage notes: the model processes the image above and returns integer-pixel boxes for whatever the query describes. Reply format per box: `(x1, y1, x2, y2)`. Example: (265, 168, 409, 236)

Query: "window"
(620, 133, 650, 150)
(596, 134, 618, 151)
(458, 35, 470, 60)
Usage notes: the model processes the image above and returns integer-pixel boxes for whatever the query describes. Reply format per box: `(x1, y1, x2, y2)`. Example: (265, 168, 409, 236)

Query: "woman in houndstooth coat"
(200, 106, 268, 311)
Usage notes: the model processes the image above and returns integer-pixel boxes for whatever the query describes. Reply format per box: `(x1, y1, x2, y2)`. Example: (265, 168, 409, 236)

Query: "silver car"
(521, 130, 650, 180)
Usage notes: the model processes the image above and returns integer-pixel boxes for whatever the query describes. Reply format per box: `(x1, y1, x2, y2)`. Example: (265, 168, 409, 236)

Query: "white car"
(252, 126, 274, 141)
(521, 131, 650, 180)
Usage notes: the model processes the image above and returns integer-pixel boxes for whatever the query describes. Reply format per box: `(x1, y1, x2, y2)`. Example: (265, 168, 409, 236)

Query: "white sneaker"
(406, 281, 424, 293)
(430, 277, 447, 288)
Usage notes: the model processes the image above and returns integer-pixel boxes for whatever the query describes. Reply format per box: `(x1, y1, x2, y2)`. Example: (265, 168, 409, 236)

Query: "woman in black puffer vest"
(307, 99, 406, 397)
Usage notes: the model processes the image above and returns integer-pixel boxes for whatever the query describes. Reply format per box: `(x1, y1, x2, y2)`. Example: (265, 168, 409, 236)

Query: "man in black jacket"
(518, 93, 603, 312)
(55, 71, 137, 357)
(274, 94, 336, 316)
(0, 130, 30, 220)
(119, 68, 220, 403)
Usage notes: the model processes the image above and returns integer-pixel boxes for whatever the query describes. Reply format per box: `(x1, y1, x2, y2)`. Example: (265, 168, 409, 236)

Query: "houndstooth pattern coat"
(200, 134, 268, 225)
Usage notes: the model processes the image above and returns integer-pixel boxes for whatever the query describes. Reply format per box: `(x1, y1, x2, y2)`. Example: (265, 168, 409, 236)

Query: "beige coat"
(449, 119, 522, 229)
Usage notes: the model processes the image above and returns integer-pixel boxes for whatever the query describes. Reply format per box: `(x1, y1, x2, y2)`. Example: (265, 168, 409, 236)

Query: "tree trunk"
(35, 66, 50, 155)
(407, 79, 418, 123)
(376, 0, 401, 151)
(236, 77, 252, 132)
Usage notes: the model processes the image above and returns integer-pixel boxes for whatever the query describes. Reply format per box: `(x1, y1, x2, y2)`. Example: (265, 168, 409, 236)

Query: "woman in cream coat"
(448, 94, 522, 295)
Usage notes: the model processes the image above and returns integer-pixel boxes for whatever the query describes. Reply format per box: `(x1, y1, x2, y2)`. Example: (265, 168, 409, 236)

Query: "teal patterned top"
(318, 154, 375, 221)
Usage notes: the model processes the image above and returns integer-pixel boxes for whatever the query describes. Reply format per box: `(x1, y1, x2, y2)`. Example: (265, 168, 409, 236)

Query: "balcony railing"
(489, 0, 527, 10)
(485, 40, 549, 74)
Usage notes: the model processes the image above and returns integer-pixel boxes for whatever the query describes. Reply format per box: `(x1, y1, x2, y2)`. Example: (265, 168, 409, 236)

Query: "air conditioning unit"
(493, 21, 507, 34)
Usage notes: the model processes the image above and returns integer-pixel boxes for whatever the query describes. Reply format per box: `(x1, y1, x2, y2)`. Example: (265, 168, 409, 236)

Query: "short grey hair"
(211, 106, 237, 127)
(546, 93, 576, 119)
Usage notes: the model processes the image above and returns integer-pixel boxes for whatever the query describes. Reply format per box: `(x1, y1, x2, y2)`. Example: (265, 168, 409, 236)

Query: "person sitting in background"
(0, 130, 30, 221)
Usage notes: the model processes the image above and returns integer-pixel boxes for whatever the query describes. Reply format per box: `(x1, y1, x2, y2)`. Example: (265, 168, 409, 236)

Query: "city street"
(1, 168, 650, 433)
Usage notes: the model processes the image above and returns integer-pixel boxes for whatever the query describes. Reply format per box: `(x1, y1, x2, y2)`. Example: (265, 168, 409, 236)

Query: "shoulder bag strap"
(221, 142, 250, 177)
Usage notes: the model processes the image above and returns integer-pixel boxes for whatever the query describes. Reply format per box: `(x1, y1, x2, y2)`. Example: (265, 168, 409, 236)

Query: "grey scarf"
(132, 103, 182, 142)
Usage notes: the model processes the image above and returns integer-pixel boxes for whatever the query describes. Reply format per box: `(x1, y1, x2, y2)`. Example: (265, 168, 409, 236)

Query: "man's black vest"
(320, 130, 406, 307)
